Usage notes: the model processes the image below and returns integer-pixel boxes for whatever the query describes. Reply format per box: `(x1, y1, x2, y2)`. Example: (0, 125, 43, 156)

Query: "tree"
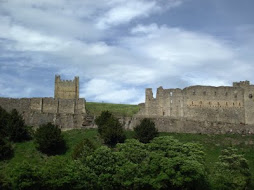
(41, 157, 98, 190)
(9, 161, 43, 190)
(95, 110, 113, 135)
(95, 111, 126, 147)
(72, 138, 95, 160)
(134, 118, 158, 143)
(0, 137, 13, 161)
(211, 147, 251, 190)
(34, 123, 66, 155)
(0, 106, 9, 138)
(7, 109, 30, 142)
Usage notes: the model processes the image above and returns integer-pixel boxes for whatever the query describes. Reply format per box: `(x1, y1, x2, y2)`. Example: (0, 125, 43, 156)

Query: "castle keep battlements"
(54, 75, 79, 99)
(137, 81, 254, 125)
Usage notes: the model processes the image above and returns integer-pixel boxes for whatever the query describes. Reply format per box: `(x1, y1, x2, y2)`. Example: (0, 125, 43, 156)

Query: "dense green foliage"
(134, 118, 158, 143)
(0, 107, 30, 142)
(72, 138, 95, 160)
(211, 147, 251, 190)
(0, 107, 30, 161)
(95, 111, 126, 147)
(86, 102, 139, 117)
(7, 109, 30, 142)
(0, 106, 9, 138)
(0, 138, 13, 161)
(1, 129, 253, 190)
(34, 123, 66, 155)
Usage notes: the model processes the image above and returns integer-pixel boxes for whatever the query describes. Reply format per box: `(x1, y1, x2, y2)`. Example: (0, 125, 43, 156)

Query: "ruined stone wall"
(0, 97, 86, 129)
(54, 75, 79, 99)
(126, 116, 254, 134)
(137, 81, 254, 125)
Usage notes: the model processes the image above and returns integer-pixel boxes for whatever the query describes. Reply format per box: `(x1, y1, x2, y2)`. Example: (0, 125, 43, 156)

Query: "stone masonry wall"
(0, 97, 86, 129)
(137, 81, 254, 125)
(54, 75, 79, 99)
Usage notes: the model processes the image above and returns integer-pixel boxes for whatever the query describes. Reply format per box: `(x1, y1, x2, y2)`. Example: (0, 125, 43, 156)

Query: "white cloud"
(96, 0, 157, 29)
(0, 0, 254, 104)
(80, 79, 143, 104)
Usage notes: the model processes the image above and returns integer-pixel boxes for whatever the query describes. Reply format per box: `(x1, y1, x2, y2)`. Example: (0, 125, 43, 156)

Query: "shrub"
(95, 110, 113, 135)
(9, 161, 43, 190)
(134, 118, 158, 143)
(0, 106, 10, 138)
(211, 147, 251, 190)
(72, 138, 95, 160)
(34, 123, 66, 155)
(0, 137, 13, 161)
(95, 111, 126, 147)
(7, 109, 30, 142)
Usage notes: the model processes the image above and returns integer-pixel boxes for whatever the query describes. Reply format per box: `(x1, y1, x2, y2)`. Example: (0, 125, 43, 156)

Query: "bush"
(211, 147, 251, 190)
(7, 109, 30, 142)
(0, 137, 13, 161)
(134, 118, 158, 143)
(34, 123, 66, 155)
(95, 110, 113, 135)
(9, 161, 43, 190)
(72, 138, 95, 160)
(0, 106, 9, 138)
(95, 111, 126, 147)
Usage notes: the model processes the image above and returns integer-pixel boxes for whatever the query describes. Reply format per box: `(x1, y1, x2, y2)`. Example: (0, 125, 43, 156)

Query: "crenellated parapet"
(54, 75, 79, 99)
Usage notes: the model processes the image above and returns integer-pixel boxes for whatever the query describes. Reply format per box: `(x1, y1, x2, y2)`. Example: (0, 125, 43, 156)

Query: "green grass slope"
(1, 129, 254, 188)
(86, 102, 139, 117)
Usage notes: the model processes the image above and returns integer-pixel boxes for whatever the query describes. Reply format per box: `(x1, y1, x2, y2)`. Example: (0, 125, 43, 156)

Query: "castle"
(0, 75, 87, 129)
(137, 81, 254, 125)
(132, 81, 254, 134)
(0, 76, 254, 134)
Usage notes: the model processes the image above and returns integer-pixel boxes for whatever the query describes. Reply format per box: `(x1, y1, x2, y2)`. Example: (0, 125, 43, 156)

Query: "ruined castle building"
(137, 81, 254, 125)
(54, 75, 79, 99)
(0, 75, 86, 129)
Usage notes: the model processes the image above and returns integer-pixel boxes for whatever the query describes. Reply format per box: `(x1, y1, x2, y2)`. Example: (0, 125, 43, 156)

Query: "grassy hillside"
(86, 102, 139, 117)
(1, 129, 254, 187)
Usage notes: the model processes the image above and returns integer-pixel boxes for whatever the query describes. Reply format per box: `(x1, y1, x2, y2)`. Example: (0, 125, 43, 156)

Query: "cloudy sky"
(0, 0, 254, 104)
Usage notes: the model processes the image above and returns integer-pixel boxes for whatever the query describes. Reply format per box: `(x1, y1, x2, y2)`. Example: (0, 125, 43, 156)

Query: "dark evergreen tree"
(134, 118, 158, 143)
(0, 137, 13, 161)
(7, 109, 30, 142)
(95, 111, 125, 147)
(95, 110, 113, 135)
(0, 106, 10, 138)
(34, 123, 66, 155)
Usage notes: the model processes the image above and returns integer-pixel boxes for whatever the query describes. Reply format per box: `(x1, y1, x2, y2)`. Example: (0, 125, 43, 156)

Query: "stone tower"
(54, 75, 79, 99)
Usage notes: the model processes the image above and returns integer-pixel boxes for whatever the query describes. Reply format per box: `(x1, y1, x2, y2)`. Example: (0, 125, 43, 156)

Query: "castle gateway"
(137, 81, 254, 125)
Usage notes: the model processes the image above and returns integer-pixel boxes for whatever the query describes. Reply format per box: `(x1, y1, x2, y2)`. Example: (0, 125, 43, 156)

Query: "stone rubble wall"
(0, 97, 86, 129)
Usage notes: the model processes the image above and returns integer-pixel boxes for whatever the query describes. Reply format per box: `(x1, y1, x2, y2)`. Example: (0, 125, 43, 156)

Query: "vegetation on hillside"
(0, 107, 254, 189)
(134, 118, 158, 143)
(34, 123, 66, 155)
(86, 102, 139, 117)
(95, 111, 126, 147)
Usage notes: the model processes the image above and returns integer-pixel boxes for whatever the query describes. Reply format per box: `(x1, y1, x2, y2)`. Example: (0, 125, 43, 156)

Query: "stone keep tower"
(54, 75, 79, 99)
